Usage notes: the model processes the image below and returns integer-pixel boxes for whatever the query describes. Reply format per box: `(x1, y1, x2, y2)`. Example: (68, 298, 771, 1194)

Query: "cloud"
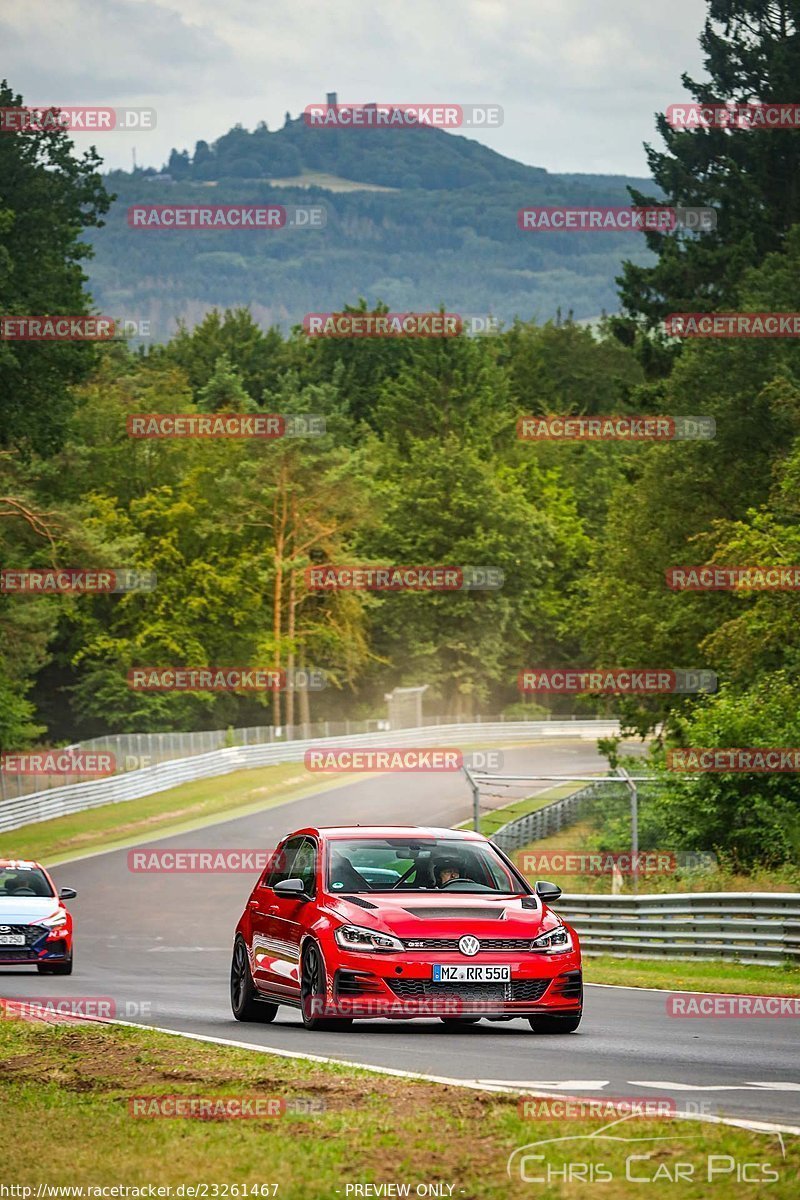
(1, 0, 708, 175)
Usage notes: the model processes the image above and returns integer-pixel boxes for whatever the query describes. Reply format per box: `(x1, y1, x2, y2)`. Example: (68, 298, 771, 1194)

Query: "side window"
(262, 838, 302, 889)
(291, 838, 317, 896)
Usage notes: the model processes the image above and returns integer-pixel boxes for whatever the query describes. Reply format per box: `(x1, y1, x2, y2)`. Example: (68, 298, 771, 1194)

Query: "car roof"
(286, 826, 488, 842)
(0, 859, 45, 870)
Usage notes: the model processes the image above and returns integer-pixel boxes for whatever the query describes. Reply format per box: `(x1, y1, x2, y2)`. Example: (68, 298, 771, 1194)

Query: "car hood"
(328, 893, 560, 936)
(0, 897, 62, 924)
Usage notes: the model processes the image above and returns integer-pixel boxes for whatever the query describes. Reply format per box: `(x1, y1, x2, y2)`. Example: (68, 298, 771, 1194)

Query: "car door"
(263, 835, 318, 1001)
(249, 837, 302, 995)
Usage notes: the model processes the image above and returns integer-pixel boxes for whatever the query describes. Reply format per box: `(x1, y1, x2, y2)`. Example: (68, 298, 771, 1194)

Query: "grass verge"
(583, 955, 800, 996)
(0, 1018, 797, 1197)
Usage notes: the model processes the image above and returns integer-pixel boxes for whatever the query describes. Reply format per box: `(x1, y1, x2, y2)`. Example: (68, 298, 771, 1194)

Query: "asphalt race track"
(2, 740, 799, 1129)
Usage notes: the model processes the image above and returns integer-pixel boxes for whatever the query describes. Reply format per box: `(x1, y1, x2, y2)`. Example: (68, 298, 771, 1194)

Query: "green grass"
(584, 955, 800, 995)
(0, 1019, 797, 1197)
(0, 762, 356, 866)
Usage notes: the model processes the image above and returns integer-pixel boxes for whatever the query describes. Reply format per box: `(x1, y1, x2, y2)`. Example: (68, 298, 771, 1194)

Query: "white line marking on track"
(631, 1080, 800, 1092)
(478, 1080, 610, 1090)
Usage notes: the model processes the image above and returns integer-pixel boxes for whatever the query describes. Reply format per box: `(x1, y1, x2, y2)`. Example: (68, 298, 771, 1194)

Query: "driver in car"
(433, 857, 462, 888)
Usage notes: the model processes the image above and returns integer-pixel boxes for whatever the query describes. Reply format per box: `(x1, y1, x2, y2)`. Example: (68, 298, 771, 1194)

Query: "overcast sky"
(3, 0, 709, 177)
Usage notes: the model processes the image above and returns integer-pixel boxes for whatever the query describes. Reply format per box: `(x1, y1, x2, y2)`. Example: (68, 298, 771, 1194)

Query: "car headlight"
(40, 912, 68, 929)
(530, 927, 573, 954)
(334, 924, 404, 952)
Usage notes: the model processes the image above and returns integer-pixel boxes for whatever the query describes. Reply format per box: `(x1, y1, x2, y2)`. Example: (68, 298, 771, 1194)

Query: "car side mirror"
(59, 887, 77, 900)
(535, 880, 562, 903)
(274, 878, 308, 898)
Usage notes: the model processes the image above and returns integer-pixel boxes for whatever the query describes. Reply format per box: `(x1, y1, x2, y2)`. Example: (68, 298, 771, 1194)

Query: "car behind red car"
(0, 860, 76, 974)
(231, 826, 582, 1032)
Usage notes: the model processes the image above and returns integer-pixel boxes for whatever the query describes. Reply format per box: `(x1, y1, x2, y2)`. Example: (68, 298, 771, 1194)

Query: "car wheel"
(300, 941, 352, 1031)
(38, 955, 73, 976)
(439, 1017, 481, 1026)
(528, 1012, 582, 1034)
(230, 938, 278, 1023)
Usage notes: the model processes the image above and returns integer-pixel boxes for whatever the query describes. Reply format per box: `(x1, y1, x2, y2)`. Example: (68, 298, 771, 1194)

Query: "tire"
(439, 1017, 481, 1026)
(300, 941, 352, 1031)
(38, 955, 73, 976)
(230, 938, 278, 1023)
(528, 1012, 582, 1034)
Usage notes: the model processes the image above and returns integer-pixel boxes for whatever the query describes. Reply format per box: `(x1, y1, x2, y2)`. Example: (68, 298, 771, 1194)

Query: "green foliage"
(0, 81, 112, 455)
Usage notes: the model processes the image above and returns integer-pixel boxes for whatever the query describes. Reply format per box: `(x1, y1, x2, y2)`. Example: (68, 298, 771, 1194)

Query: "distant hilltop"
(116, 93, 547, 191)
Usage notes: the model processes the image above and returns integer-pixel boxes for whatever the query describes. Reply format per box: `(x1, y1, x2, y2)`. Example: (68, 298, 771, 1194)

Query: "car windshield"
(0, 867, 54, 898)
(326, 837, 526, 894)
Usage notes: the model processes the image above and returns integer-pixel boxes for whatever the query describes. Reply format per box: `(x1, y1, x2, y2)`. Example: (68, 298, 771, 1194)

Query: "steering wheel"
(440, 877, 474, 889)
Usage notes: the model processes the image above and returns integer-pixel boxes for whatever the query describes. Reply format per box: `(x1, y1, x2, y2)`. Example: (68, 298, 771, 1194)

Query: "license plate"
(432, 964, 510, 982)
(0, 935, 25, 946)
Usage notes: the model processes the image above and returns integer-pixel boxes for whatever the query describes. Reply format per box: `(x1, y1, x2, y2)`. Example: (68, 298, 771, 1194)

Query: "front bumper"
(320, 946, 583, 1019)
(0, 924, 72, 967)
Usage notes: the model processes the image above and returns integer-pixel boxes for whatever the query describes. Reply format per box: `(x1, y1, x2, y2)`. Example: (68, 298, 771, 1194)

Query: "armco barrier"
(556, 893, 800, 965)
(491, 781, 608, 853)
(0, 720, 620, 834)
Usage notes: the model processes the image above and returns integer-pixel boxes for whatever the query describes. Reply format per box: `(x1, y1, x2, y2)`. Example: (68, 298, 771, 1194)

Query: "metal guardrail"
(0, 720, 621, 834)
(491, 781, 608, 853)
(0, 711, 606, 800)
(557, 893, 800, 965)
(490, 787, 800, 964)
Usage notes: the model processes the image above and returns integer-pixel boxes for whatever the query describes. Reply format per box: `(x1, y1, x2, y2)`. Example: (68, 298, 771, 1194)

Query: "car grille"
(0, 924, 47, 960)
(388, 978, 551, 1003)
(401, 937, 538, 952)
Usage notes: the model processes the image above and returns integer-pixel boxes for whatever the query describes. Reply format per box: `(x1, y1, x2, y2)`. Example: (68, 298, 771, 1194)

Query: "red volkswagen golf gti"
(231, 826, 582, 1032)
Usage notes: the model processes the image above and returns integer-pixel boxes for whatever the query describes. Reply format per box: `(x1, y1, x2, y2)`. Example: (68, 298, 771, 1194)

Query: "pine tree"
(618, 1, 800, 327)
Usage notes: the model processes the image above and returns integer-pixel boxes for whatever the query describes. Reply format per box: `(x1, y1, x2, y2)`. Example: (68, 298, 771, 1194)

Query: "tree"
(0, 80, 112, 454)
(618, 1, 800, 326)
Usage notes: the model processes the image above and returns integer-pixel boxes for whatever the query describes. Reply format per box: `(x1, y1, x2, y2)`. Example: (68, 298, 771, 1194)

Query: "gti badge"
(458, 935, 480, 956)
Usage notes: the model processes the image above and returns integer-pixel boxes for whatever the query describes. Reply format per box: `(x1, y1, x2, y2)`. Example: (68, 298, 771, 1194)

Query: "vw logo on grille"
(458, 935, 480, 957)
